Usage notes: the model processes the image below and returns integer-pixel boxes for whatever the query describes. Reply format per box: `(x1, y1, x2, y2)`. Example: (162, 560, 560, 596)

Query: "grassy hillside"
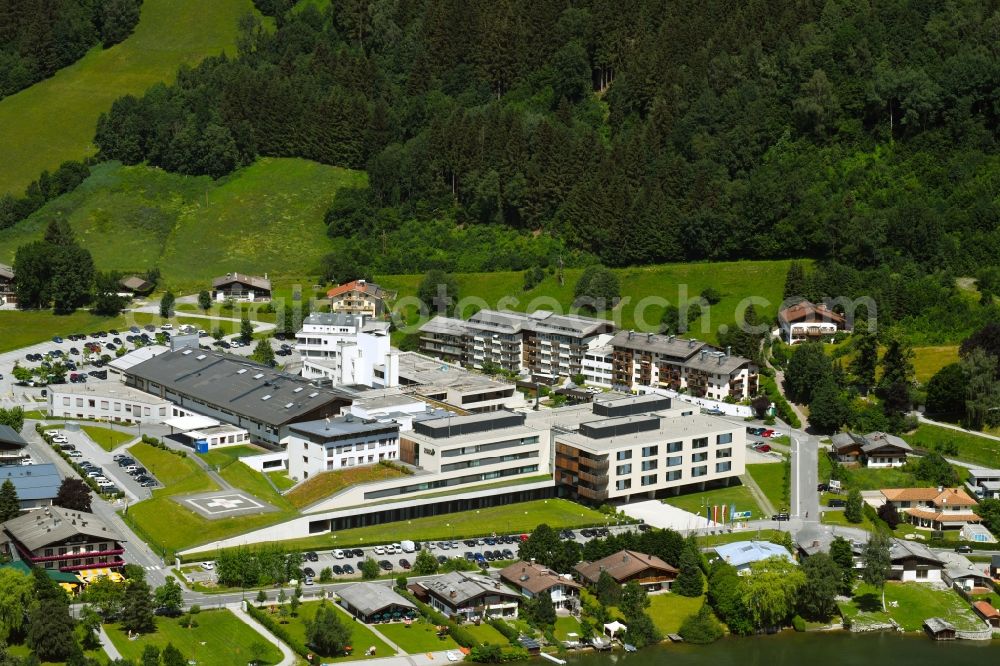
(0, 0, 255, 196)
(0, 158, 365, 290)
(380, 260, 795, 345)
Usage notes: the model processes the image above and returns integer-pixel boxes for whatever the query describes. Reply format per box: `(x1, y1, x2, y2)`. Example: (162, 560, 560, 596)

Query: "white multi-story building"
(581, 330, 758, 401)
(285, 415, 401, 481)
(47, 382, 171, 424)
(296, 312, 398, 388)
(552, 393, 745, 503)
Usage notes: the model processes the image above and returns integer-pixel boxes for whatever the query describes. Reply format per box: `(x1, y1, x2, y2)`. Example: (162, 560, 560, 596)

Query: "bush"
(246, 604, 310, 658)
(678, 605, 723, 644)
(792, 615, 806, 632)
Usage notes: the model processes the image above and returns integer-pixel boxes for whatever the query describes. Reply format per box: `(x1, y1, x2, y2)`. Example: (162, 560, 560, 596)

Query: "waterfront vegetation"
(839, 582, 983, 632)
(648, 594, 706, 635)
(80, 424, 135, 451)
(104, 609, 282, 666)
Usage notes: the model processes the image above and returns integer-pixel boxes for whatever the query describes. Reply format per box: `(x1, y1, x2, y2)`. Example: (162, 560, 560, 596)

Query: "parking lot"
(44, 427, 159, 503)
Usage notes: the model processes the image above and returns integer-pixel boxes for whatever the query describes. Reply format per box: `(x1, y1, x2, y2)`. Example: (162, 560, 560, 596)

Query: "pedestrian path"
(98, 626, 122, 661)
(228, 602, 297, 666)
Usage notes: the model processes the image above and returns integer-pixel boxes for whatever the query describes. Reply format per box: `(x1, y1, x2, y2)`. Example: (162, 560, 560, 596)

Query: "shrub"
(792, 615, 806, 632)
(246, 604, 310, 658)
(678, 604, 723, 644)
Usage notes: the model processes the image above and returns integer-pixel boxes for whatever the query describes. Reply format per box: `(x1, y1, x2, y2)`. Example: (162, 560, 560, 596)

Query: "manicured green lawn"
(662, 483, 763, 520)
(648, 594, 706, 635)
(903, 424, 1000, 469)
(553, 615, 582, 641)
(81, 424, 135, 451)
(129, 442, 217, 494)
(274, 601, 393, 661)
(0, 310, 131, 354)
(839, 582, 982, 632)
(105, 609, 282, 666)
(820, 509, 875, 531)
(200, 445, 268, 469)
(220, 460, 296, 511)
(462, 622, 509, 646)
(696, 529, 783, 547)
(268, 471, 296, 491)
(5, 643, 104, 665)
(377, 620, 459, 653)
(0, 0, 255, 197)
(746, 461, 789, 511)
(285, 465, 410, 509)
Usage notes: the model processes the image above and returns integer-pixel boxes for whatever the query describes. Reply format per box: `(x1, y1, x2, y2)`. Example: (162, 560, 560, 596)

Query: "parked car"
(332, 565, 344, 575)
(352, 549, 364, 558)
(333, 549, 344, 559)
(305, 551, 318, 562)
(754, 443, 772, 452)
(772, 512, 790, 521)
(302, 567, 315, 577)
(399, 558, 411, 569)
(955, 545, 973, 554)
(378, 560, 393, 571)
(342, 564, 355, 575)
(304, 576, 314, 585)
(437, 555, 448, 564)
(827, 499, 846, 508)
(200, 562, 214, 571)
(373, 546, 385, 555)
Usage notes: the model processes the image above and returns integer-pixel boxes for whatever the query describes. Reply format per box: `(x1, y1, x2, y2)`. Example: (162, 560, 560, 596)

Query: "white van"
(401, 540, 415, 553)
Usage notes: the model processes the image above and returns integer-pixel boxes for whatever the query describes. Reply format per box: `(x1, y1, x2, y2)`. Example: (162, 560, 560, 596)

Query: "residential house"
(415, 571, 520, 621)
(2, 506, 125, 572)
(0, 425, 28, 465)
(0, 263, 15, 305)
(887, 539, 943, 582)
(211, 272, 272, 302)
(778, 300, 848, 344)
(967, 467, 1000, 500)
(118, 275, 154, 296)
(285, 415, 400, 481)
(327, 280, 396, 318)
(938, 550, 993, 592)
(553, 394, 745, 504)
(714, 541, 796, 573)
(336, 582, 416, 623)
(499, 561, 582, 609)
(880, 487, 981, 531)
(0, 464, 61, 510)
(574, 550, 678, 591)
(830, 431, 912, 468)
(296, 312, 398, 388)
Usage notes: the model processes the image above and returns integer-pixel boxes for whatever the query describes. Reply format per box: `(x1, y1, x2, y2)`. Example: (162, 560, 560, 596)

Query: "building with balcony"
(415, 571, 520, 621)
(552, 394, 745, 503)
(585, 330, 758, 400)
(1, 507, 125, 572)
(830, 431, 912, 468)
(210, 272, 272, 302)
(418, 309, 614, 379)
(0, 425, 28, 465)
(499, 561, 582, 609)
(286, 415, 401, 481)
(574, 550, 678, 591)
(296, 312, 398, 388)
(0, 262, 16, 305)
(327, 279, 396, 318)
(778, 300, 849, 344)
(880, 487, 981, 531)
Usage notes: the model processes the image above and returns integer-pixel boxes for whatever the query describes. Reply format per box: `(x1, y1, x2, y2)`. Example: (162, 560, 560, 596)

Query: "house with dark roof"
(830, 431, 912, 468)
(0, 263, 15, 305)
(414, 571, 520, 621)
(327, 280, 396, 317)
(881, 487, 981, 531)
(0, 425, 28, 465)
(499, 561, 582, 609)
(938, 550, 993, 592)
(211, 272, 272, 302)
(336, 582, 416, 623)
(778, 300, 849, 344)
(574, 550, 678, 591)
(119, 275, 154, 296)
(124, 348, 351, 445)
(2, 506, 125, 572)
(0, 463, 61, 509)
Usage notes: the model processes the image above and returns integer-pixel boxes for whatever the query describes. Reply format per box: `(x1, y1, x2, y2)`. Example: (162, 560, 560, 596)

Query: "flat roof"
(51, 381, 169, 402)
(289, 415, 399, 442)
(108, 345, 170, 372)
(0, 463, 61, 500)
(555, 412, 735, 452)
(397, 352, 515, 395)
(126, 349, 351, 427)
(164, 414, 220, 431)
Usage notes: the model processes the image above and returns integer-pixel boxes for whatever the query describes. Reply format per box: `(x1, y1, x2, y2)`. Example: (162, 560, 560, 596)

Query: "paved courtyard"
(175, 490, 278, 519)
(620, 499, 722, 531)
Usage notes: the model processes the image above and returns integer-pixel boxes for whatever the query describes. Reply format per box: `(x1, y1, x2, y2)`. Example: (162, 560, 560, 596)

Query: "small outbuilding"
(336, 582, 416, 623)
(973, 601, 1000, 628)
(923, 617, 956, 640)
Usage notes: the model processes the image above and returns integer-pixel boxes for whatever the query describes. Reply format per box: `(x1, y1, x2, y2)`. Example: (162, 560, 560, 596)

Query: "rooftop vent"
(284, 402, 294, 408)
(253, 373, 264, 379)
(237, 369, 247, 374)
(196, 354, 206, 360)
(308, 392, 319, 398)
(261, 395, 272, 401)
(293, 387, 303, 393)
(182, 349, 193, 355)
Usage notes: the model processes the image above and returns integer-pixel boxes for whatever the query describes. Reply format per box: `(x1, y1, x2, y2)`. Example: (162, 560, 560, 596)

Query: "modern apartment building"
(419, 309, 614, 379)
(582, 330, 758, 400)
(552, 394, 745, 503)
(285, 415, 401, 480)
(296, 312, 399, 388)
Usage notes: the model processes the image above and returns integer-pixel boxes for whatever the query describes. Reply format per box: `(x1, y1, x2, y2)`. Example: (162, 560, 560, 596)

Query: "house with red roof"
(327, 279, 395, 317)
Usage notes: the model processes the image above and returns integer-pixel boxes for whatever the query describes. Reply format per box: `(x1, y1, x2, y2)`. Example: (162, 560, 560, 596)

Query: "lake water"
(559, 632, 1000, 666)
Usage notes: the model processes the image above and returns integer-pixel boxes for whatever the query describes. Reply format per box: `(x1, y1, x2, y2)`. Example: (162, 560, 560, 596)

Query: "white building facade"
(296, 312, 398, 388)
(47, 383, 171, 424)
(284, 416, 401, 481)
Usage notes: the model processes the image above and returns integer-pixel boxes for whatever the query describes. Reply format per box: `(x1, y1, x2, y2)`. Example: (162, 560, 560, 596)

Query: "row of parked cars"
(113, 453, 159, 488)
(746, 426, 781, 437)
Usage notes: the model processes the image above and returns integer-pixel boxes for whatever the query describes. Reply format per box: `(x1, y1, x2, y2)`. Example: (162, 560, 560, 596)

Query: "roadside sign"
(733, 511, 752, 520)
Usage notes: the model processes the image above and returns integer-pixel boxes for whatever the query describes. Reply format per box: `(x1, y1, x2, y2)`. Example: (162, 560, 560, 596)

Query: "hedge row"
(246, 603, 311, 658)
(140, 434, 187, 457)
(398, 590, 479, 648)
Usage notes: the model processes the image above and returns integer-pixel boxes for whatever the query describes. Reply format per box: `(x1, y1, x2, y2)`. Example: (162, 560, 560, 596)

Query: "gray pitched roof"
(0, 263, 13, 280)
(211, 273, 271, 291)
(337, 582, 415, 615)
(861, 431, 912, 454)
(422, 571, 520, 606)
(126, 349, 350, 427)
(0, 463, 61, 500)
(3, 506, 123, 551)
(0, 425, 27, 450)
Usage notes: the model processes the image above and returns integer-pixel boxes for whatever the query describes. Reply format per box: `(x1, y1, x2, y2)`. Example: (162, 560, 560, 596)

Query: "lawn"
(662, 482, 763, 520)
(0, 159, 364, 293)
(903, 424, 1000, 469)
(5, 643, 104, 665)
(128, 442, 217, 494)
(383, 260, 797, 346)
(268, 471, 297, 491)
(746, 461, 789, 512)
(0, 0, 255, 197)
(840, 582, 983, 632)
(105, 609, 283, 666)
(696, 529, 783, 547)
(200, 445, 269, 469)
(377, 619, 459, 653)
(0, 309, 132, 353)
(912, 345, 959, 383)
(219, 460, 296, 511)
(648, 593, 706, 635)
(286, 464, 409, 509)
(553, 615, 582, 641)
(81, 424, 135, 451)
(462, 622, 509, 646)
(272, 600, 393, 661)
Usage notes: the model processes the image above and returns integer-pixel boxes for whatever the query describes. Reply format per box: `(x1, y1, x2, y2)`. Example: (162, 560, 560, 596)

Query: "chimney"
(726, 346, 731, 357)
(688, 339, 695, 348)
(628, 331, 633, 340)
(450, 590, 457, 599)
(647, 332, 653, 342)
(668, 335, 674, 342)
(718, 355, 724, 365)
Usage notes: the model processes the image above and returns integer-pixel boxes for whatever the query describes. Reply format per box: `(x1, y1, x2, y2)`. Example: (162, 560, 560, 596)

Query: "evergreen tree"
(307, 603, 352, 657)
(121, 579, 155, 634)
(595, 570, 621, 606)
(161, 643, 187, 666)
(798, 553, 840, 620)
(786, 343, 831, 404)
(862, 531, 892, 611)
(240, 317, 254, 344)
(0, 480, 20, 522)
(27, 596, 77, 662)
(844, 489, 864, 524)
(141, 645, 160, 666)
(159, 290, 175, 318)
(673, 540, 704, 597)
(808, 379, 850, 434)
(198, 290, 212, 312)
(828, 536, 856, 594)
(849, 321, 879, 392)
(251, 339, 276, 366)
(783, 262, 807, 300)
(924, 363, 967, 421)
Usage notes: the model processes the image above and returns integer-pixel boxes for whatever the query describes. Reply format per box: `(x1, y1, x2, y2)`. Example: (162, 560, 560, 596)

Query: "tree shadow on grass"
(854, 592, 882, 613)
